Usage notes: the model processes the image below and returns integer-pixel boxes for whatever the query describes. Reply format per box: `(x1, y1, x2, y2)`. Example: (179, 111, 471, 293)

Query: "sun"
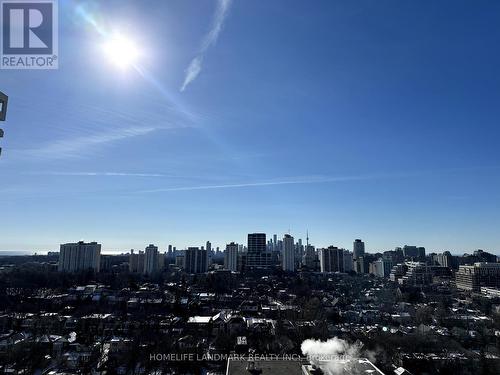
(102, 34, 140, 70)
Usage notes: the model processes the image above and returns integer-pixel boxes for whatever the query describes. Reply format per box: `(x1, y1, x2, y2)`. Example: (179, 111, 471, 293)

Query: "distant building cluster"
(55, 235, 499, 295)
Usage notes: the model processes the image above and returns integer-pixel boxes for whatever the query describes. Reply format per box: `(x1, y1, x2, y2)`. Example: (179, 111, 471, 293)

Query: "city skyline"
(2, 232, 498, 257)
(2, 0, 500, 252)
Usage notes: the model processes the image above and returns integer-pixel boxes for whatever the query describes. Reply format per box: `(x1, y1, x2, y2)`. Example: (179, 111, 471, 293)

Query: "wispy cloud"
(24, 171, 167, 178)
(135, 175, 371, 194)
(15, 126, 158, 160)
(10, 99, 193, 160)
(180, 0, 233, 91)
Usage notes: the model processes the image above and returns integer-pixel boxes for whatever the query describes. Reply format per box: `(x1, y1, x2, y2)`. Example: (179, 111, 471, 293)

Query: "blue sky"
(1, 0, 500, 254)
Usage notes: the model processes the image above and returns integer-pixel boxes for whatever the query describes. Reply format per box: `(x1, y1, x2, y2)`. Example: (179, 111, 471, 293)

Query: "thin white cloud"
(7, 92, 195, 161)
(15, 126, 157, 159)
(12, 117, 191, 160)
(180, 0, 232, 91)
(135, 175, 371, 194)
(25, 171, 167, 177)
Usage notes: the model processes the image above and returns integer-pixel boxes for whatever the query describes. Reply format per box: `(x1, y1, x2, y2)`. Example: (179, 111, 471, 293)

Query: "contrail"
(24, 172, 167, 178)
(181, 0, 233, 91)
(135, 175, 371, 194)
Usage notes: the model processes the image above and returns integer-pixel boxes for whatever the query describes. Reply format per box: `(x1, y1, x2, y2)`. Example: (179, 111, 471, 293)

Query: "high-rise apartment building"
(319, 246, 344, 273)
(129, 249, 145, 273)
(343, 250, 353, 272)
(295, 238, 304, 262)
(370, 258, 393, 278)
(354, 257, 367, 273)
(353, 239, 365, 259)
(302, 245, 317, 270)
(434, 251, 454, 268)
(58, 241, 101, 272)
(246, 233, 272, 270)
(185, 247, 208, 274)
(282, 234, 295, 272)
(225, 242, 239, 271)
(143, 244, 159, 274)
(175, 254, 185, 268)
(248, 233, 266, 253)
(403, 245, 426, 259)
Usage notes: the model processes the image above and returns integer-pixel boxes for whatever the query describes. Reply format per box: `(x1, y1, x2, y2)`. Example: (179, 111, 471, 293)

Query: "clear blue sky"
(1, 0, 499, 254)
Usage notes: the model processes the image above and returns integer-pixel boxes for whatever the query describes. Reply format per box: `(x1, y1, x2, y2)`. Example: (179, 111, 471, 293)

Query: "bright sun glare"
(102, 34, 140, 70)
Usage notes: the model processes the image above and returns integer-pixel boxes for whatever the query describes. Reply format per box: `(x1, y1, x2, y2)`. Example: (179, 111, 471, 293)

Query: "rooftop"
(226, 358, 385, 375)
(226, 359, 305, 375)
